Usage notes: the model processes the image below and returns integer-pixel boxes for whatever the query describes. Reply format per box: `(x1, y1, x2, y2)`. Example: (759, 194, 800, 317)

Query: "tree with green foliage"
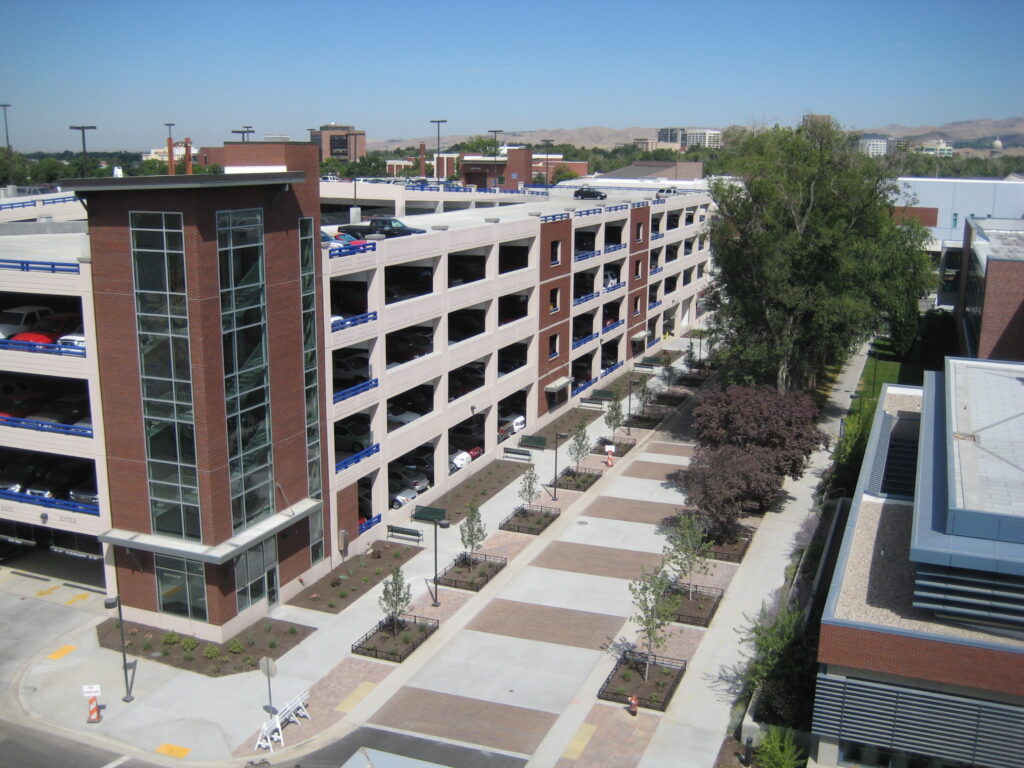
(604, 397, 624, 440)
(517, 466, 540, 508)
(706, 122, 932, 391)
(378, 567, 412, 636)
(460, 498, 487, 570)
(450, 135, 499, 156)
(551, 164, 578, 183)
(0, 148, 30, 185)
(29, 157, 67, 183)
(754, 726, 804, 768)
(567, 418, 591, 471)
(660, 351, 675, 386)
(628, 567, 679, 679)
(635, 377, 653, 415)
(663, 512, 712, 599)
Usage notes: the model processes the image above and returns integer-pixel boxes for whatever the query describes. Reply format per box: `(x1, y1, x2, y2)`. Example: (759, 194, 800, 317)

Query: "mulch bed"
(714, 734, 751, 768)
(668, 583, 723, 627)
(499, 504, 560, 535)
(597, 651, 686, 712)
(287, 541, 422, 613)
(527, 407, 603, 445)
(436, 552, 507, 591)
(351, 613, 438, 663)
(625, 411, 664, 430)
(96, 616, 316, 678)
(553, 466, 602, 492)
(590, 436, 637, 457)
(427, 460, 530, 524)
(711, 536, 751, 563)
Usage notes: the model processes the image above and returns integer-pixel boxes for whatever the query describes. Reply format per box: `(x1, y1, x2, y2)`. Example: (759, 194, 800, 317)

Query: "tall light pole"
(69, 125, 96, 177)
(432, 518, 451, 606)
(552, 431, 569, 501)
(488, 129, 502, 189)
(430, 119, 447, 181)
(103, 596, 134, 702)
(627, 379, 637, 435)
(542, 138, 553, 185)
(164, 122, 175, 140)
(0, 104, 10, 151)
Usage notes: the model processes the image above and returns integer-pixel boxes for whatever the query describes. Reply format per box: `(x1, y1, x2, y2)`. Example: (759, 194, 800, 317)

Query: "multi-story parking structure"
(0, 141, 712, 640)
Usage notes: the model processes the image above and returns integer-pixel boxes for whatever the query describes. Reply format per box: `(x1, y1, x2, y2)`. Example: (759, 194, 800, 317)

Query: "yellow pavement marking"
(36, 585, 60, 597)
(64, 593, 89, 605)
(154, 744, 191, 759)
(335, 681, 377, 713)
(561, 722, 597, 760)
(47, 645, 76, 660)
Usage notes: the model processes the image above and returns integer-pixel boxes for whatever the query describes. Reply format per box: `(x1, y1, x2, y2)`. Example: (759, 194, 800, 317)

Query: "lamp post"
(553, 431, 569, 501)
(103, 596, 134, 702)
(488, 129, 502, 189)
(627, 379, 639, 435)
(69, 125, 96, 177)
(430, 119, 447, 181)
(431, 518, 451, 607)
(1, 104, 10, 151)
(164, 122, 175, 140)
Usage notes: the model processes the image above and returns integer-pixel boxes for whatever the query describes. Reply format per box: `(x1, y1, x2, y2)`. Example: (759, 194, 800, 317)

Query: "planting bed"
(435, 552, 507, 591)
(711, 536, 751, 563)
(553, 466, 602, 492)
(351, 613, 438, 663)
(668, 583, 723, 627)
(499, 504, 560, 535)
(597, 650, 687, 711)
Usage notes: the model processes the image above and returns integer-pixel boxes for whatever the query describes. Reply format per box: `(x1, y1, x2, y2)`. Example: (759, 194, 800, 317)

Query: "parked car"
(0, 305, 52, 339)
(68, 475, 99, 505)
(386, 402, 420, 430)
(0, 379, 32, 400)
(448, 449, 472, 472)
(10, 313, 82, 345)
(57, 333, 86, 350)
(0, 456, 53, 493)
(497, 411, 527, 442)
(25, 462, 90, 499)
(338, 216, 427, 240)
(388, 478, 418, 509)
(389, 464, 430, 493)
(0, 391, 50, 420)
(450, 436, 483, 460)
(335, 421, 371, 453)
(29, 393, 90, 429)
(333, 355, 369, 380)
(573, 186, 607, 200)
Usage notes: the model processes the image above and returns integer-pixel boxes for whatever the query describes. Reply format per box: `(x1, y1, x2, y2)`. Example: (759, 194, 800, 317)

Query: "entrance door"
(266, 566, 279, 605)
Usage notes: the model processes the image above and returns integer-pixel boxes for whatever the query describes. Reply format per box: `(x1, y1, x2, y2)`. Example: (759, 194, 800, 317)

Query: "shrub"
(330, 577, 341, 587)
(361, 577, 369, 584)
(288, 626, 297, 635)
(622, 669, 632, 682)
(263, 621, 272, 633)
(269, 639, 278, 649)
(226, 639, 245, 654)
(418, 623, 426, 634)
(401, 633, 411, 645)
(247, 655, 259, 667)
(393, 552, 402, 560)
(246, 632, 256, 647)
(183, 653, 194, 662)
(142, 640, 153, 651)
(162, 631, 181, 646)
(339, 590, 348, 599)
(328, 601, 336, 608)
(754, 726, 804, 768)
(375, 567, 382, 576)
(181, 637, 199, 652)
(203, 644, 220, 660)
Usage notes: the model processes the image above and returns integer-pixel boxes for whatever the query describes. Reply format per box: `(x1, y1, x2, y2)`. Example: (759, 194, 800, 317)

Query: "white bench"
(254, 690, 311, 751)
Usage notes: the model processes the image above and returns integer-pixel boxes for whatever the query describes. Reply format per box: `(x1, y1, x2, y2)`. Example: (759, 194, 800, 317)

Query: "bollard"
(743, 736, 753, 765)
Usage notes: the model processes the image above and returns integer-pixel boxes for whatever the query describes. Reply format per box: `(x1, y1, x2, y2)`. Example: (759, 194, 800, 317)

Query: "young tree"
(604, 397, 624, 440)
(460, 497, 487, 570)
(551, 164, 579, 183)
(378, 567, 412, 636)
(567, 418, 591, 471)
(660, 351, 675, 386)
(517, 466, 540, 508)
(635, 377, 653, 415)
(692, 385, 828, 479)
(686, 444, 782, 541)
(705, 122, 932, 391)
(663, 512, 712, 599)
(628, 567, 679, 680)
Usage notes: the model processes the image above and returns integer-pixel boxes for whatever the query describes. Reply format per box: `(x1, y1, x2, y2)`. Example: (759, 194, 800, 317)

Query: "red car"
(0, 391, 49, 419)
(10, 313, 82, 345)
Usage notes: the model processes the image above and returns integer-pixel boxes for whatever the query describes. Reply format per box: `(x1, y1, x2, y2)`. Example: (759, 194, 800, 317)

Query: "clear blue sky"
(3, 0, 1022, 152)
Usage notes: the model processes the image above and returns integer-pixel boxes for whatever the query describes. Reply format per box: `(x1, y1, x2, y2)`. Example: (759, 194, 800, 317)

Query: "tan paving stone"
(646, 441, 695, 457)
(621, 461, 681, 481)
(369, 686, 557, 755)
(582, 497, 681, 527)
(467, 599, 626, 651)
(481, 530, 534, 561)
(553, 701, 660, 768)
(531, 542, 664, 581)
(637, 623, 705, 661)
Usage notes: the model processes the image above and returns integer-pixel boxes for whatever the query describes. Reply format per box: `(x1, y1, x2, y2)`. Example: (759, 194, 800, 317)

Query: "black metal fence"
(597, 650, 687, 712)
(435, 552, 507, 591)
(351, 612, 439, 663)
(552, 466, 603, 491)
(590, 436, 637, 456)
(498, 504, 560, 535)
(711, 536, 750, 563)
(667, 583, 723, 627)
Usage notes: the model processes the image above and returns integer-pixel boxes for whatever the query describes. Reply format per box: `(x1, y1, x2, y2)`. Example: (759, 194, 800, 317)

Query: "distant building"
(914, 139, 954, 157)
(309, 124, 366, 164)
(459, 147, 587, 188)
(143, 144, 199, 164)
(801, 113, 832, 127)
(630, 138, 680, 152)
(597, 161, 703, 181)
(656, 127, 721, 149)
(857, 137, 890, 157)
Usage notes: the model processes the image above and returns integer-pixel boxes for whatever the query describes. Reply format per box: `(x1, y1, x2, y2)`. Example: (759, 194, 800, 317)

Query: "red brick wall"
(892, 206, 938, 227)
(504, 148, 532, 188)
(277, 518, 311, 587)
(630, 205, 650, 254)
(336, 482, 360, 546)
(113, 547, 157, 612)
(818, 623, 1024, 697)
(977, 260, 1024, 362)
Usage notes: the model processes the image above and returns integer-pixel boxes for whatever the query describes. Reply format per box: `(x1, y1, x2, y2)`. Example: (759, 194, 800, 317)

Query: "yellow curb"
(36, 585, 60, 597)
(47, 645, 76, 660)
(154, 743, 191, 758)
(64, 593, 90, 605)
(335, 681, 377, 713)
(561, 722, 597, 760)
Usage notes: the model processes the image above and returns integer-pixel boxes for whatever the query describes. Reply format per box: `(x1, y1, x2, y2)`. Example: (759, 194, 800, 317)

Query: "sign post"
(259, 656, 277, 715)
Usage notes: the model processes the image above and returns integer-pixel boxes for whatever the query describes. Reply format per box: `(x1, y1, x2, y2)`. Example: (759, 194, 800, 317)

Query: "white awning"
(631, 330, 650, 342)
(544, 376, 572, 392)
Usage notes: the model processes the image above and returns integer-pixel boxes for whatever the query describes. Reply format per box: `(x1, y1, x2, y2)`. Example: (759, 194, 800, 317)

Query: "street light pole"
(0, 104, 11, 151)
(488, 129, 502, 189)
(432, 519, 450, 607)
(103, 596, 134, 702)
(627, 379, 635, 436)
(542, 138, 553, 185)
(553, 431, 569, 501)
(69, 125, 96, 177)
(430, 119, 447, 181)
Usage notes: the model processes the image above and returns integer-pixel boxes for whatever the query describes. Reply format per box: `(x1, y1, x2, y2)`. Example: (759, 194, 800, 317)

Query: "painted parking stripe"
(47, 645, 76, 660)
(99, 757, 130, 768)
(64, 593, 90, 605)
(336, 681, 377, 713)
(562, 722, 597, 759)
(36, 585, 60, 597)
(154, 743, 191, 758)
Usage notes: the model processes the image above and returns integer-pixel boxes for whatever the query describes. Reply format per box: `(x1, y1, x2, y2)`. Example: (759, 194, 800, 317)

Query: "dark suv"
(573, 187, 607, 200)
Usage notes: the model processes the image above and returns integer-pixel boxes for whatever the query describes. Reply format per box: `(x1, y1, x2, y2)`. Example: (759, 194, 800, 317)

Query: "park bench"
(580, 397, 605, 410)
(254, 689, 311, 752)
(591, 388, 615, 402)
(387, 525, 423, 543)
(518, 434, 547, 450)
(502, 446, 532, 461)
(411, 505, 447, 523)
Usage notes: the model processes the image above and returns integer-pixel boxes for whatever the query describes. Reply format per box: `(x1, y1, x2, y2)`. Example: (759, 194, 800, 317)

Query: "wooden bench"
(518, 434, 547, 450)
(503, 446, 532, 461)
(580, 397, 605, 410)
(387, 525, 423, 543)
(591, 388, 615, 402)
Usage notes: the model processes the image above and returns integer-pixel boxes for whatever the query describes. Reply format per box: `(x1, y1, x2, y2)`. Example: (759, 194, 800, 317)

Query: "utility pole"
(69, 125, 96, 177)
(488, 129, 502, 189)
(430, 119, 447, 181)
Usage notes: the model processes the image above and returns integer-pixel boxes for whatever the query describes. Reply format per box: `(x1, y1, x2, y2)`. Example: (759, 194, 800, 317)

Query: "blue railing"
(328, 242, 377, 258)
(526, 190, 548, 196)
(603, 281, 625, 294)
(647, 337, 660, 349)
(335, 443, 380, 473)
(0, 489, 99, 516)
(333, 378, 379, 404)
(604, 243, 626, 253)
(573, 249, 599, 262)
(476, 187, 497, 193)
(574, 207, 602, 217)
(0, 338, 86, 356)
(540, 212, 570, 223)
(359, 514, 382, 534)
(651, 232, 665, 240)
(572, 378, 597, 397)
(572, 333, 598, 350)
(601, 361, 624, 378)
(649, 301, 662, 311)
(0, 416, 93, 437)
(0, 258, 80, 274)
(405, 184, 440, 192)
(650, 266, 664, 275)
(651, 198, 666, 206)
(548, 352, 558, 360)
(331, 311, 377, 332)
(0, 200, 36, 210)
(42, 195, 78, 205)
(573, 292, 599, 306)
(602, 320, 624, 334)
(631, 201, 649, 209)
(606, 204, 628, 213)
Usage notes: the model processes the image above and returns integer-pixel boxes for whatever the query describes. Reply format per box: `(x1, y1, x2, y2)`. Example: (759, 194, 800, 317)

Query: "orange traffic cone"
(87, 695, 101, 724)
(628, 694, 639, 716)
(606, 452, 614, 467)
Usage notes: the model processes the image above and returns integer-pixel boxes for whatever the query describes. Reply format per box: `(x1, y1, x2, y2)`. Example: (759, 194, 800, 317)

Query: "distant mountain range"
(367, 117, 1024, 153)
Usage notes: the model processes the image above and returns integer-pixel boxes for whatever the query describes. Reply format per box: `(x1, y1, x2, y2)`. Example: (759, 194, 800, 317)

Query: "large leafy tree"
(706, 122, 931, 391)
(686, 444, 782, 541)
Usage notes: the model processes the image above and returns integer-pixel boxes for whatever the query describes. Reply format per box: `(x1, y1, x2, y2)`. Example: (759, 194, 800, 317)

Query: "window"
(633, 258, 642, 280)
(951, 212, 958, 229)
(548, 333, 559, 359)
(156, 555, 207, 621)
(632, 297, 641, 316)
(309, 508, 324, 564)
(635, 222, 644, 242)
(235, 538, 278, 612)
(549, 240, 561, 266)
(697, 261, 706, 279)
(549, 287, 560, 313)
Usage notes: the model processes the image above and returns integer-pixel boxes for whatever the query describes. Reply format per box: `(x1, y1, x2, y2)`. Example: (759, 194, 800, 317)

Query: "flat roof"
(969, 217, 1024, 266)
(63, 171, 305, 193)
